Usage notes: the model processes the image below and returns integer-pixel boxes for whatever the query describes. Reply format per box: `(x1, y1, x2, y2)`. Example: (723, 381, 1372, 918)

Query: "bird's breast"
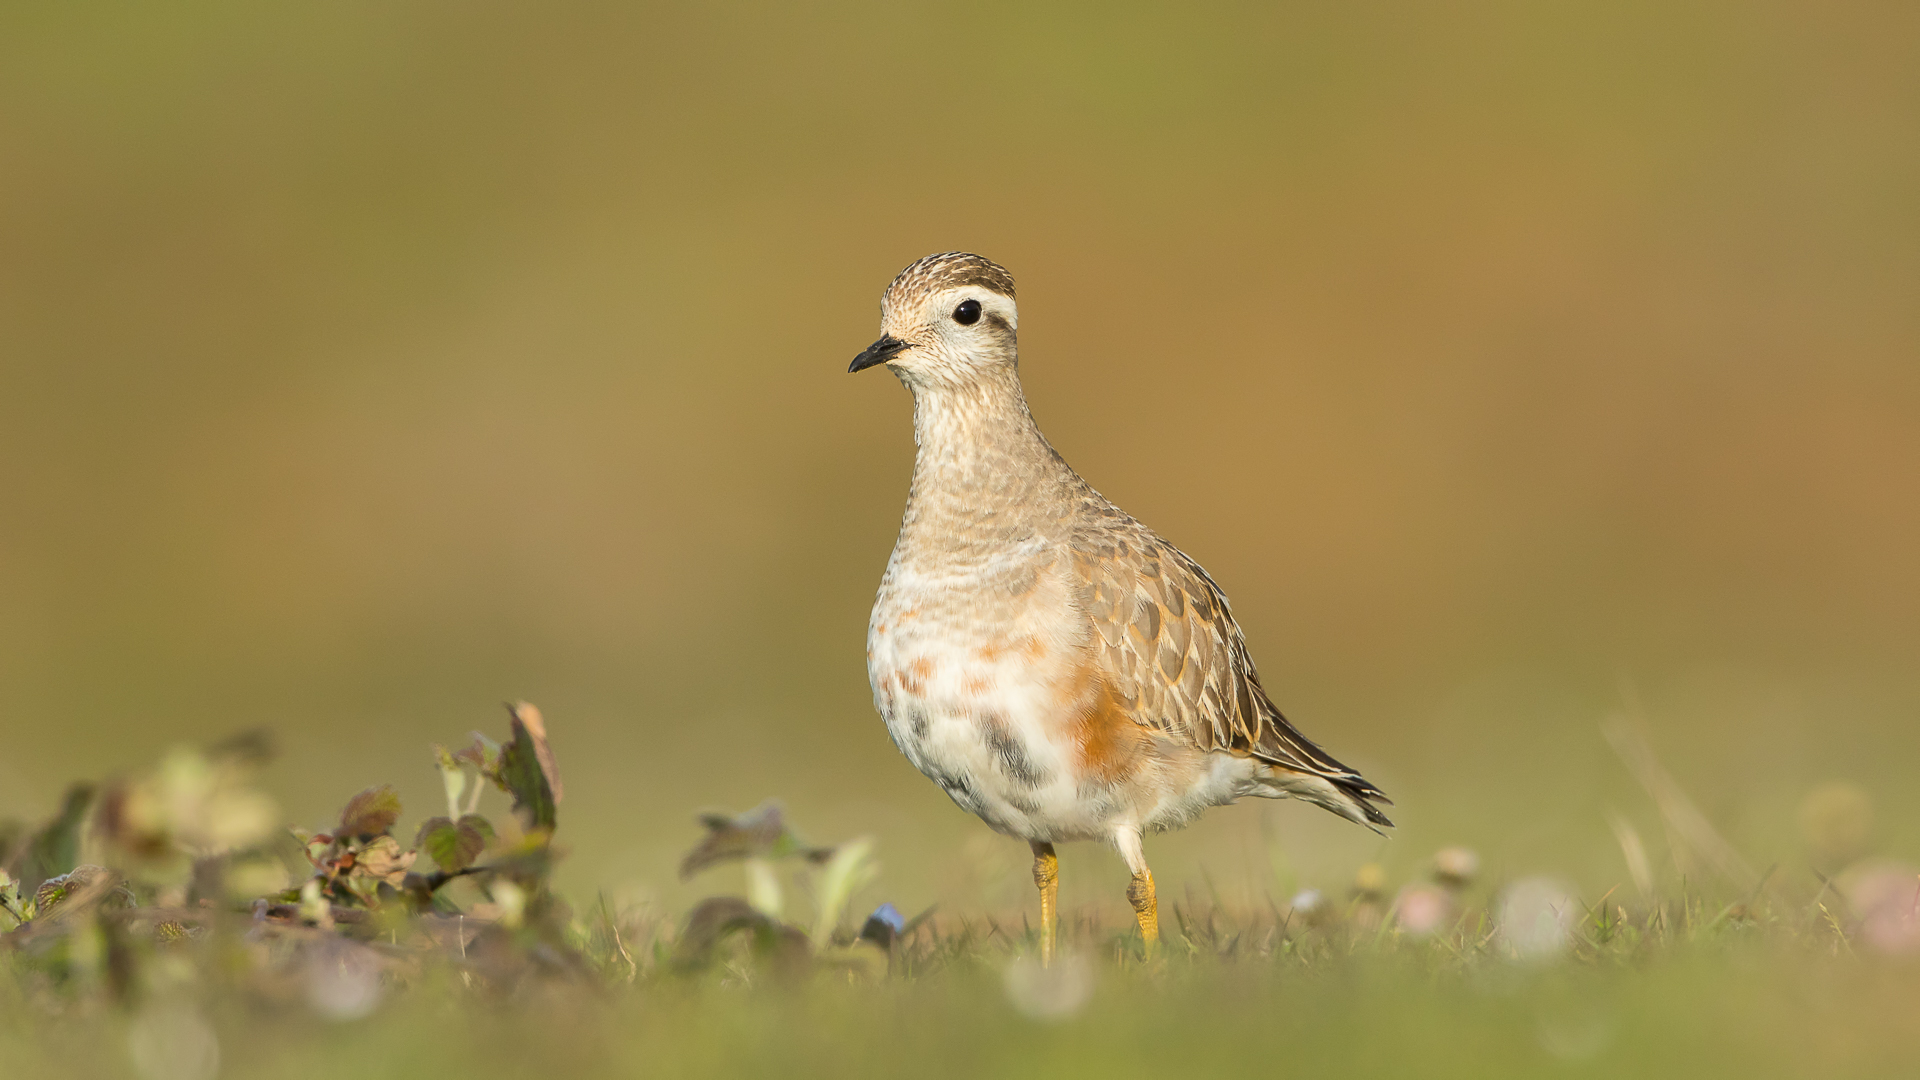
(865, 544, 1120, 837)
(866, 543, 1083, 726)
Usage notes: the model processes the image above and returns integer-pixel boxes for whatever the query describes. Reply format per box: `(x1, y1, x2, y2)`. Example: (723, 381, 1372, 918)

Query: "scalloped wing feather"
(1070, 521, 1393, 827)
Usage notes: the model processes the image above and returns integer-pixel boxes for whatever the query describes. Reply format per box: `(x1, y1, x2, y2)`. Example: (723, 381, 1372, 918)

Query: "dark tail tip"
(1339, 779, 1395, 829)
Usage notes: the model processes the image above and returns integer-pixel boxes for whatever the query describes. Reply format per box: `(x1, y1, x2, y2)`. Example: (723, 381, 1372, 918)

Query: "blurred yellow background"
(2, 1, 1915, 915)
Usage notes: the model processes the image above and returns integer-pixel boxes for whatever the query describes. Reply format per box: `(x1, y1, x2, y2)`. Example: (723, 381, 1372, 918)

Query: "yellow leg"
(1128, 869, 1158, 953)
(1031, 841, 1058, 967)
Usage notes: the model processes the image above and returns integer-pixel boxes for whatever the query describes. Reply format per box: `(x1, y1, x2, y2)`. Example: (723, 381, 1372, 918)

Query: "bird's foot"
(1031, 841, 1058, 968)
(1128, 869, 1158, 956)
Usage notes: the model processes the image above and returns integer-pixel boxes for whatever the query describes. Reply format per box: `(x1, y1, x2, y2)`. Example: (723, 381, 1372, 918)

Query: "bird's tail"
(1246, 688, 1394, 830)
(1254, 763, 1395, 831)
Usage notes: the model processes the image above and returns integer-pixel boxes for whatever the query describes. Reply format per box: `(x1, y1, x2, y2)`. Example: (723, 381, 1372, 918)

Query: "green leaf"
(415, 816, 455, 867)
(498, 702, 562, 833)
(19, 783, 95, 893)
(338, 785, 403, 838)
(415, 816, 487, 874)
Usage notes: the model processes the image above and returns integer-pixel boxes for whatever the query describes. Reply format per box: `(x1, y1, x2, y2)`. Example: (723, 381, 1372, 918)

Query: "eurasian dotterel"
(850, 252, 1391, 961)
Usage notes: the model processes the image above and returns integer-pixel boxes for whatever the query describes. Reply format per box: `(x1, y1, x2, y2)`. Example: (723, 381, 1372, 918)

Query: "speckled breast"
(864, 544, 1110, 839)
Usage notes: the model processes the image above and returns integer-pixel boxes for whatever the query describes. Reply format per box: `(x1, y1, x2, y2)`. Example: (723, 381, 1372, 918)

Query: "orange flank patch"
(1018, 635, 1047, 660)
(1068, 661, 1149, 786)
(975, 641, 1005, 662)
(963, 674, 993, 695)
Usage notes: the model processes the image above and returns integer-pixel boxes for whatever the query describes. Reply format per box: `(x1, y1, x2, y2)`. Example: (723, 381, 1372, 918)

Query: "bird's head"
(849, 252, 1019, 389)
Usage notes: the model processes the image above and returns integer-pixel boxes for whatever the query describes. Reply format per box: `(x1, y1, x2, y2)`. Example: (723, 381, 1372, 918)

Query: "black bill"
(849, 334, 912, 373)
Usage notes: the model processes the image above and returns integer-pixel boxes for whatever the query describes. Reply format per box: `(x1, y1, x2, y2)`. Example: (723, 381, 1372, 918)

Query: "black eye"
(952, 299, 981, 325)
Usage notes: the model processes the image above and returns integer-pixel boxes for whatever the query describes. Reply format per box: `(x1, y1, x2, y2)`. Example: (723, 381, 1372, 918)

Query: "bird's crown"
(883, 252, 1016, 312)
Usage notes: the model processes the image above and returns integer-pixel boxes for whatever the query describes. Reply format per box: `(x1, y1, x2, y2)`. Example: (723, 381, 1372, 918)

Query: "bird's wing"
(1069, 520, 1392, 823)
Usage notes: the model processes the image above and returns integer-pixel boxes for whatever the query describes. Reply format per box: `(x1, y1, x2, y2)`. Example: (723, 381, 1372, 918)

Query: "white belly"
(866, 545, 1253, 841)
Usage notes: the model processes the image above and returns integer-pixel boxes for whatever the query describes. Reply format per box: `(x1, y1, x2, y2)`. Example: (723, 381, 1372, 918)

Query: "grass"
(2, 706, 1917, 1080)
(6, 905, 1919, 1079)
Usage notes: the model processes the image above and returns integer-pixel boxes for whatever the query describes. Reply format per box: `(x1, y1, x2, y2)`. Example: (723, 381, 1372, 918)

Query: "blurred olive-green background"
(3, 1, 1916, 912)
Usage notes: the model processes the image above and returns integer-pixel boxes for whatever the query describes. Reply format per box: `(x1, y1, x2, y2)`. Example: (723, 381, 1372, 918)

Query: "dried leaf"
(454, 733, 502, 778)
(679, 802, 833, 880)
(354, 835, 416, 886)
(205, 728, 276, 767)
(30, 864, 118, 922)
(338, 835, 416, 906)
(338, 785, 403, 839)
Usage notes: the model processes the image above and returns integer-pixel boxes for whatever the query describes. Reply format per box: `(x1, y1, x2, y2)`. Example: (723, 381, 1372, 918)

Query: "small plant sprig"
(672, 802, 911, 979)
(277, 702, 566, 929)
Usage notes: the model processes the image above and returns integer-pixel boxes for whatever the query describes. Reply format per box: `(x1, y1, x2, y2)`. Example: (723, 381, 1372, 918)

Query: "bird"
(850, 252, 1391, 962)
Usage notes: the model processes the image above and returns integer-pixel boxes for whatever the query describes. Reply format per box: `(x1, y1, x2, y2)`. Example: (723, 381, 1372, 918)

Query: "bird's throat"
(901, 372, 1071, 550)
